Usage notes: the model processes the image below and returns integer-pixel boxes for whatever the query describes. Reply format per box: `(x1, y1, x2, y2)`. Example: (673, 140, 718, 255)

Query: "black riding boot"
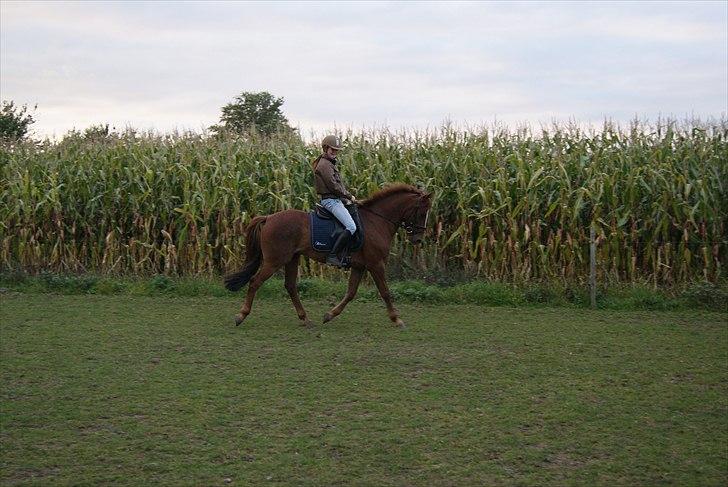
(326, 230, 353, 268)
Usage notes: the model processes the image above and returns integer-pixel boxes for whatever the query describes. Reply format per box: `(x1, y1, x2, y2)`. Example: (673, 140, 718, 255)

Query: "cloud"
(1, 0, 725, 137)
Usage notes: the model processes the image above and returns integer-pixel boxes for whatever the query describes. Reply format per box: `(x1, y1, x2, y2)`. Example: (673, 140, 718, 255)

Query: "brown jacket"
(313, 155, 354, 201)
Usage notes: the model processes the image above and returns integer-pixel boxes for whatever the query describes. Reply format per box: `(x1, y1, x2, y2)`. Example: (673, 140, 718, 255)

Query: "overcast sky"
(1, 0, 726, 138)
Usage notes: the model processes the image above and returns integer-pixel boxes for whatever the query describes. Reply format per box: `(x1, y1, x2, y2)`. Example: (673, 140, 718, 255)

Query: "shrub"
(683, 282, 728, 311)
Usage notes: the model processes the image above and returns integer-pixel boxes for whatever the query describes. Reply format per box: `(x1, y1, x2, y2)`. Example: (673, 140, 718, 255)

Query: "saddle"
(309, 203, 365, 253)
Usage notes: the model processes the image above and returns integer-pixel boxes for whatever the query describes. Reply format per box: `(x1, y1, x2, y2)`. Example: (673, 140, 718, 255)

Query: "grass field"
(1, 293, 727, 486)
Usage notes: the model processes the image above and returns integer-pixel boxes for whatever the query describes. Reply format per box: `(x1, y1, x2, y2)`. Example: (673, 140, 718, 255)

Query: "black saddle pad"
(309, 205, 364, 252)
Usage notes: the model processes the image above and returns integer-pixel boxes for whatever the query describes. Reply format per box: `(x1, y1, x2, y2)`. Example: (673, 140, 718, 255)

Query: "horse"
(224, 183, 432, 328)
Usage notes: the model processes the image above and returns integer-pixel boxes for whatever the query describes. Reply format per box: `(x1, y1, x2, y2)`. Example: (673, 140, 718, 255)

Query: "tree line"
(0, 91, 293, 141)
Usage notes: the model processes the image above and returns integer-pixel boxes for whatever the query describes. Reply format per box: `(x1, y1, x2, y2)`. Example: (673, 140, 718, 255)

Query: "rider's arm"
(315, 160, 354, 201)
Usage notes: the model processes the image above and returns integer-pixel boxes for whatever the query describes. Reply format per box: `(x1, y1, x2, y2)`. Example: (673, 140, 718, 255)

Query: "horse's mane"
(359, 183, 425, 207)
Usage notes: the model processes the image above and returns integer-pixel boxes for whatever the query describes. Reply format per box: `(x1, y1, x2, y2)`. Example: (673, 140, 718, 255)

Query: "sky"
(1, 0, 726, 138)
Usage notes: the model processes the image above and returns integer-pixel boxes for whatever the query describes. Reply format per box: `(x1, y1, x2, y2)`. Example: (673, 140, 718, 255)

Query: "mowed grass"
(1, 294, 726, 486)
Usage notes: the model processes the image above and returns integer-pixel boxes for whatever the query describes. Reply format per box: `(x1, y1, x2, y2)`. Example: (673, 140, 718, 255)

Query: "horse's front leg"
(323, 265, 366, 324)
(368, 261, 405, 328)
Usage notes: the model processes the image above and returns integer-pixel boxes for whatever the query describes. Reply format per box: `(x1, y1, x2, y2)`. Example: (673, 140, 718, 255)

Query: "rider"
(313, 135, 358, 268)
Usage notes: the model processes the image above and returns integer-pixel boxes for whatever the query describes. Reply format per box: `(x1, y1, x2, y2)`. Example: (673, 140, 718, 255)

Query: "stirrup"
(326, 254, 351, 269)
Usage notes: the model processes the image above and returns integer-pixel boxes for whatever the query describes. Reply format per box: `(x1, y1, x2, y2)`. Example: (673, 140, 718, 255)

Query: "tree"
(211, 91, 293, 136)
(0, 101, 36, 141)
(84, 123, 113, 140)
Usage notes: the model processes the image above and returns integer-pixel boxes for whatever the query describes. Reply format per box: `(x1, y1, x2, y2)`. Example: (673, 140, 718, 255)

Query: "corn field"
(1, 120, 726, 284)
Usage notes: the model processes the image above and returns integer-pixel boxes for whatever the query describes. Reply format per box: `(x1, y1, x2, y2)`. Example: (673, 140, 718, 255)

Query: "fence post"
(590, 224, 597, 309)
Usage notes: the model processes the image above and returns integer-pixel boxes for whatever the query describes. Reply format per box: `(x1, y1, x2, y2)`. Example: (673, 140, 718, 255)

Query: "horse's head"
(360, 184, 434, 245)
(402, 191, 433, 245)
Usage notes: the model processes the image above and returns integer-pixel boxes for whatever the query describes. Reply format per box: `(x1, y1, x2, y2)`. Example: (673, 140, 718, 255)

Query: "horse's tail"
(224, 216, 267, 291)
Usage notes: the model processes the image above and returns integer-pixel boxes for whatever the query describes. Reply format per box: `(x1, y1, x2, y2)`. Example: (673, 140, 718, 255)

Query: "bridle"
(359, 198, 429, 236)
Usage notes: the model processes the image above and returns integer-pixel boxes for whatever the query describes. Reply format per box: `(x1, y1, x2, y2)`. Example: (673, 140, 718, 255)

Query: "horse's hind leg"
(323, 265, 365, 324)
(235, 260, 280, 326)
(284, 254, 312, 327)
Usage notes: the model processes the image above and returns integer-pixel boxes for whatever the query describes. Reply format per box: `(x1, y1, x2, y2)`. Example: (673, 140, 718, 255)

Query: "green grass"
(1, 294, 726, 486)
(2, 272, 727, 312)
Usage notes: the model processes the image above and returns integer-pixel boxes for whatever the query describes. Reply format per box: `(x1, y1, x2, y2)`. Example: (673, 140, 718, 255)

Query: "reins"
(358, 200, 428, 235)
(359, 205, 400, 228)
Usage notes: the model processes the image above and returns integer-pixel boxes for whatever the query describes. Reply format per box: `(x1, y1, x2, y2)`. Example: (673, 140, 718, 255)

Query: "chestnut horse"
(224, 183, 432, 327)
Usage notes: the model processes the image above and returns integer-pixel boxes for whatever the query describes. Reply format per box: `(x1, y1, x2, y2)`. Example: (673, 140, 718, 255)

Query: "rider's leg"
(320, 198, 357, 266)
(320, 198, 357, 235)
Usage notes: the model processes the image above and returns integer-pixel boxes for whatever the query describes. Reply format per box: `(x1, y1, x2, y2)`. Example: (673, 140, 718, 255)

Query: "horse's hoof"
(323, 312, 334, 324)
(301, 318, 314, 328)
(234, 314, 245, 326)
(395, 318, 406, 328)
